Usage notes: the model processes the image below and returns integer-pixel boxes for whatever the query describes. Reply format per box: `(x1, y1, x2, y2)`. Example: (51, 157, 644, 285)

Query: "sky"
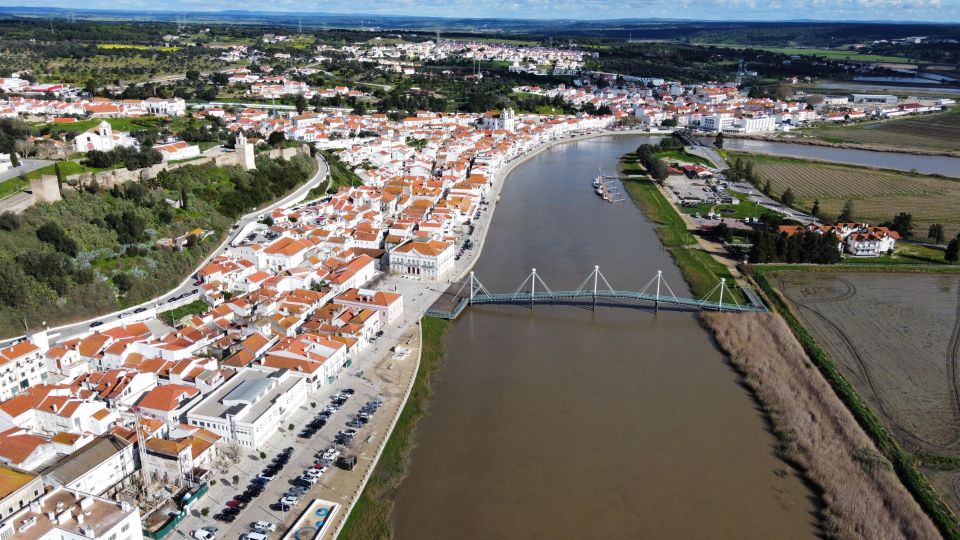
(3, 0, 959, 23)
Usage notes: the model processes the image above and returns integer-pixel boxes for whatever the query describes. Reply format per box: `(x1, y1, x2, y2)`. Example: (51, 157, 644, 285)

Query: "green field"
(40, 117, 173, 134)
(703, 44, 914, 63)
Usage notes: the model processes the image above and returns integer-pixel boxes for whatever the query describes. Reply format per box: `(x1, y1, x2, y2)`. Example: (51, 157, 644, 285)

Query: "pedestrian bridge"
(424, 267, 767, 320)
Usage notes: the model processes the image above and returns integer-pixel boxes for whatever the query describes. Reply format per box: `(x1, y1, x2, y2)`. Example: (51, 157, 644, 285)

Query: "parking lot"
(174, 324, 420, 540)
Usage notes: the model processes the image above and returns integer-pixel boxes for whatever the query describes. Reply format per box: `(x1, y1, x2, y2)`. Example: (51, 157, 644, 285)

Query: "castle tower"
(237, 131, 256, 171)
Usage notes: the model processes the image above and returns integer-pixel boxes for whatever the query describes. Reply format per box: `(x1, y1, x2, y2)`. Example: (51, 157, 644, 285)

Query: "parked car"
(191, 529, 214, 540)
(304, 468, 323, 478)
(240, 533, 267, 540)
(278, 496, 300, 507)
(89, 321, 103, 328)
(252, 521, 277, 532)
(336, 454, 358, 471)
(255, 473, 274, 482)
(234, 493, 252, 504)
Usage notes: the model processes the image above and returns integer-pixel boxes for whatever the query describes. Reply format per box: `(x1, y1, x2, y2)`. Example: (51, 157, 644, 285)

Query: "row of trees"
(749, 229, 844, 264)
(83, 146, 163, 171)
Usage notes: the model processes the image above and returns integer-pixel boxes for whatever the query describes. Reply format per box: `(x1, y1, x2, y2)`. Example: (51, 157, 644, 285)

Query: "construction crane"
(735, 59, 746, 87)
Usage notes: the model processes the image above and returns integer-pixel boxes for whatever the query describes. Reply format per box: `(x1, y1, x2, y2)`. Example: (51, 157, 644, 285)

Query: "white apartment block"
(0, 486, 142, 540)
(186, 367, 309, 449)
(0, 342, 46, 402)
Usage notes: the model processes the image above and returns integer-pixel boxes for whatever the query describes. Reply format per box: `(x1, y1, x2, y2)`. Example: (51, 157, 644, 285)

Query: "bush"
(112, 272, 134, 295)
(36, 221, 79, 256)
(259, 451, 266, 459)
(288, 423, 294, 431)
(200, 507, 209, 517)
(0, 211, 20, 231)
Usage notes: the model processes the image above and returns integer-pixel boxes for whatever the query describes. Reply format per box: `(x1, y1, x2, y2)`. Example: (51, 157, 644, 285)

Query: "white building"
(477, 108, 516, 132)
(143, 97, 186, 116)
(154, 141, 200, 162)
(389, 237, 455, 281)
(0, 341, 47, 402)
(72, 121, 137, 153)
(186, 367, 309, 449)
(0, 486, 142, 540)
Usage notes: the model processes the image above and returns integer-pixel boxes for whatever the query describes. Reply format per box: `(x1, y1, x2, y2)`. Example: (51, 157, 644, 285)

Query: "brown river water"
(392, 136, 819, 539)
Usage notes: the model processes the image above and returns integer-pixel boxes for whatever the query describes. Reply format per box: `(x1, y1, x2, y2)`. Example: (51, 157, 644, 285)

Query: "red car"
(226, 499, 246, 509)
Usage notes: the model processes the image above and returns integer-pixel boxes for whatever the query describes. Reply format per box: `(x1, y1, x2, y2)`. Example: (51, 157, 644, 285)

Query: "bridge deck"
(425, 289, 766, 319)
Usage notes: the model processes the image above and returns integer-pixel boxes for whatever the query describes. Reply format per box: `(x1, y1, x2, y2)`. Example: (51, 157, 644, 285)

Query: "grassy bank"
(752, 266, 960, 539)
(618, 155, 745, 304)
(339, 317, 450, 540)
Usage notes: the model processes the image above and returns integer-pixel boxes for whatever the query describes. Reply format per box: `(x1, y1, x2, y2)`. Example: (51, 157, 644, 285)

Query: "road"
(0, 158, 52, 183)
(0, 154, 328, 347)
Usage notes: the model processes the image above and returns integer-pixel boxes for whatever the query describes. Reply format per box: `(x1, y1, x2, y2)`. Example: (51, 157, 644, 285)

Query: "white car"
(279, 496, 299, 507)
(321, 449, 340, 461)
(252, 521, 277, 532)
(192, 530, 214, 540)
(304, 468, 323, 478)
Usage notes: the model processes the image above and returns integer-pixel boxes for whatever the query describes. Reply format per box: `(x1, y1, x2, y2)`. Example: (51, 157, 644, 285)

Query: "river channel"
(719, 137, 960, 178)
(392, 136, 819, 539)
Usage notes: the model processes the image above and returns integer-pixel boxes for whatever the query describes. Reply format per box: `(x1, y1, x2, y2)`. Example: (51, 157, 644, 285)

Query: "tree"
(185, 69, 201, 82)
(928, 224, 945, 244)
(294, 94, 307, 115)
(112, 272, 134, 295)
(84, 79, 97, 95)
(781, 187, 796, 208)
(712, 222, 733, 243)
(946, 238, 960, 263)
(268, 131, 286, 146)
(36, 221, 78, 256)
(54, 162, 64, 194)
(211, 72, 230, 86)
(761, 179, 772, 196)
(891, 212, 913, 237)
(811, 199, 820, 217)
(838, 199, 855, 222)
(8, 151, 18, 168)
(0, 261, 27, 307)
(714, 132, 724, 149)
(649, 159, 669, 182)
(180, 185, 189, 210)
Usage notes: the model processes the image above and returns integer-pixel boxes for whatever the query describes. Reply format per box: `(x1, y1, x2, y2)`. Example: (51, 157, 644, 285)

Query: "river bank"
(336, 318, 449, 540)
(617, 148, 952, 537)
(703, 312, 942, 539)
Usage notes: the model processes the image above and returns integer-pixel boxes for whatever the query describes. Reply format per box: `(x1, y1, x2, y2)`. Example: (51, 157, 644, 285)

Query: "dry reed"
(703, 312, 941, 540)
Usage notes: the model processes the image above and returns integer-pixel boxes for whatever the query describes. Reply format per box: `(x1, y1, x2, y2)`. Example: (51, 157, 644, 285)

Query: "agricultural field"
(800, 107, 960, 154)
(699, 44, 914, 62)
(732, 153, 960, 236)
(97, 43, 181, 51)
(773, 270, 960, 459)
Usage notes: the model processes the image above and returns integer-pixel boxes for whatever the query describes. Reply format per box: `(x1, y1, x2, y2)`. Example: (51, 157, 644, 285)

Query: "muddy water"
(392, 136, 818, 539)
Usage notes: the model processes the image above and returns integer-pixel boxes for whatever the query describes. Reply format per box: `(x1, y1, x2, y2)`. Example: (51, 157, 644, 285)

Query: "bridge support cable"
(638, 270, 680, 313)
(573, 265, 617, 311)
(467, 271, 491, 304)
(697, 277, 742, 312)
(510, 268, 556, 309)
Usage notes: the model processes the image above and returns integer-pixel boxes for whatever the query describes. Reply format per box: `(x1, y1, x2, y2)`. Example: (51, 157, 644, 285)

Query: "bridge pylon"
(510, 267, 556, 309)
(698, 277, 741, 312)
(574, 265, 616, 311)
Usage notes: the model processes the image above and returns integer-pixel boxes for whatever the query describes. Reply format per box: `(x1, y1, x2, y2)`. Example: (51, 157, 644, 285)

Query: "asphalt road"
(0, 158, 52, 182)
(0, 154, 328, 347)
